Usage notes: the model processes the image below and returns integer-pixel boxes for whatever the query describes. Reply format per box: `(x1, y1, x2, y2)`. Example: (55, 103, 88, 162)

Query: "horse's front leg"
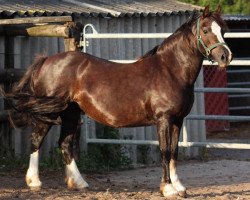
(170, 120, 187, 197)
(157, 115, 178, 197)
(26, 122, 51, 190)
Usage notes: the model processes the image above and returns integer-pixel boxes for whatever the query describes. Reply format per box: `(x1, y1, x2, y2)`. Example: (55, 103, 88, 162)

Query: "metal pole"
(84, 33, 172, 39)
(187, 114, 250, 121)
(109, 59, 250, 66)
(86, 138, 250, 149)
(224, 32, 250, 38)
(84, 32, 250, 39)
(82, 24, 98, 53)
(194, 88, 250, 93)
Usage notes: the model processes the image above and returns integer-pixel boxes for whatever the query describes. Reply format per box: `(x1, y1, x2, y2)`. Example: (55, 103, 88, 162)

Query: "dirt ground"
(0, 159, 249, 200)
(0, 123, 249, 200)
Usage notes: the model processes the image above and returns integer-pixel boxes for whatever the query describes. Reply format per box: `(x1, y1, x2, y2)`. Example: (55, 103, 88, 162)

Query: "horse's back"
(33, 51, 110, 96)
(32, 51, 82, 96)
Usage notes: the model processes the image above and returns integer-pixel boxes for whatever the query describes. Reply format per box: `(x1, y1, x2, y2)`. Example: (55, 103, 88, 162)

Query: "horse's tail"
(13, 56, 46, 94)
(1, 55, 68, 127)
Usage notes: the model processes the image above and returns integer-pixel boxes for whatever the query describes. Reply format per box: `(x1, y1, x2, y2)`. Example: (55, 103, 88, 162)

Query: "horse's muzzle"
(216, 48, 233, 68)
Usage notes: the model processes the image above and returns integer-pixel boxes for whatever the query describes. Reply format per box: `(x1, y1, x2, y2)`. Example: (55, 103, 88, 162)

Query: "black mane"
(138, 45, 160, 61)
(177, 11, 201, 32)
(138, 11, 201, 60)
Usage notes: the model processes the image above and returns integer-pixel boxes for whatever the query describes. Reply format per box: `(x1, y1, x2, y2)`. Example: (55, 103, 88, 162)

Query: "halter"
(196, 17, 227, 61)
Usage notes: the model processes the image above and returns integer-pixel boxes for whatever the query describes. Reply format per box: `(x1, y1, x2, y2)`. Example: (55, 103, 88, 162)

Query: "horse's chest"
(149, 87, 194, 119)
(173, 89, 194, 117)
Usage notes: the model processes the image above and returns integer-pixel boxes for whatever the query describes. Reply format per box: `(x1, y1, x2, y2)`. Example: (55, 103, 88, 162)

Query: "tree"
(178, 0, 250, 14)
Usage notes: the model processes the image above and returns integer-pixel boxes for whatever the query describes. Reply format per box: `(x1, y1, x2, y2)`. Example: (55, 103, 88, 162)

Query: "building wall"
(0, 13, 206, 161)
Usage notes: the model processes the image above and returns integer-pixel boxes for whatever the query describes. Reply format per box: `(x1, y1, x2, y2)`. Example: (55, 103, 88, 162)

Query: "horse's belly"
(76, 95, 151, 127)
(86, 110, 151, 128)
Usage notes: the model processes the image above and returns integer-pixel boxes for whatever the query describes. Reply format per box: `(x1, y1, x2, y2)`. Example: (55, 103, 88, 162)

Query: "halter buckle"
(206, 49, 211, 55)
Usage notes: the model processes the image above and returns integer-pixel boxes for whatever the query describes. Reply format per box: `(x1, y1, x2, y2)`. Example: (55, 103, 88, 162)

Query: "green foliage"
(178, 0, 250, 14)
(0, 149, 29, 171)
(0, 148, 63, 172)
(0, 127, 132, 172)
(38, 126, 132, 172)
(39, 126, 132, 171)
(40, 147, 64, 170)
(137, 145, 151, 164)
(77, 126, 132, 171)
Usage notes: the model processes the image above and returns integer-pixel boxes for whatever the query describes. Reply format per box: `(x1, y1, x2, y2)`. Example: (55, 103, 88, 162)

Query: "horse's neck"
(159, 31, 203, 86)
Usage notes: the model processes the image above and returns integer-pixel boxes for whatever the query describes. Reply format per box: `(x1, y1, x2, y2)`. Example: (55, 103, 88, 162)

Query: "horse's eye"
(203, 29, 208, 34)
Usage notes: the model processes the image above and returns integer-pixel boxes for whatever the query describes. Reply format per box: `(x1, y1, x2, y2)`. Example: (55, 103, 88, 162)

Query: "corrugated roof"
(0, 0, 202, 18)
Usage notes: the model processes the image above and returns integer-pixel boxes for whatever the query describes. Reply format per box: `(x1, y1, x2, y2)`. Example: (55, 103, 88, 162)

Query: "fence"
(81, 24, 250, 152)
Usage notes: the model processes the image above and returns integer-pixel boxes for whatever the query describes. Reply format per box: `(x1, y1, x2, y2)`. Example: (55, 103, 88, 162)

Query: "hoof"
(65, 159, 89, 190)
(65, 177, 89, 190)
(30, 186, 42, 191)
(26, 176, 31, 186)
(166, 196, 178, 200)
(160, 183, 178, 198)
(26, 176, 42, 191)
(172, 180, 187, 198)
(178, 190, 187, 198)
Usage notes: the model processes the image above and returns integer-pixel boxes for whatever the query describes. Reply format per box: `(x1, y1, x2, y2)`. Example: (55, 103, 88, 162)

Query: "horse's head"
(196, 5, 233, 68)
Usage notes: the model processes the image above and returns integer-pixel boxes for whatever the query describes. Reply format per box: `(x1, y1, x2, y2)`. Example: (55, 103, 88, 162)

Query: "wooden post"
(1, 35, 14, 156)
(0, 16, 72, 25)
(64, 38, 78, 51)
(0, 25, 71, 37)
(64, 22, 82, 51)
(0, 68, 25, 83)
(0, 111, 9, 122)
(63, 22, 83, 159)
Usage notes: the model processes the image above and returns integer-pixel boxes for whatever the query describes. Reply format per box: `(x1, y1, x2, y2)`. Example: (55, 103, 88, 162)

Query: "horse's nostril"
(221, 53, 226, 61)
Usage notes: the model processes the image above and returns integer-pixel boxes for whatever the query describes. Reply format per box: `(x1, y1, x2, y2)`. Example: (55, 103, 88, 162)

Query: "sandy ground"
(0, 123, 249, 200)
(0, 159, 249, 200)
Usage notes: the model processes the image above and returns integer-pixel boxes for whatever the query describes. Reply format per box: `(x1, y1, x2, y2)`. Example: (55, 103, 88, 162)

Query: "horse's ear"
(215, 5, 222, 15)
(203, 5, 210, 18)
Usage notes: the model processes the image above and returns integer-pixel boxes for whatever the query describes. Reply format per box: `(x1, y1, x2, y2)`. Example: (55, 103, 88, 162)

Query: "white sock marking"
(26, 150, 42, 187)
(170, 160, 186, 192)
(162, 183, 178, 197)
(66, 159, 89, 188)
(211, 21, 232, 61)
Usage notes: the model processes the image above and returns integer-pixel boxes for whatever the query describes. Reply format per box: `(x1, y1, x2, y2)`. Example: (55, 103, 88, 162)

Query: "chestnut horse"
(3, 6, 232, 198)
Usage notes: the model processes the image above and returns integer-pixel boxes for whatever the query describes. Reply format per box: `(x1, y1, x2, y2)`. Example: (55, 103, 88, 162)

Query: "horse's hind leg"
(26, 122, 51, 190)
(59, 103, 89, 189)
(170, 120, 186, 197)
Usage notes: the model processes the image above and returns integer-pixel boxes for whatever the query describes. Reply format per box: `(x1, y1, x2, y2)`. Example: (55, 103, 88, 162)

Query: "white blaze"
(211, 21, 232, 61)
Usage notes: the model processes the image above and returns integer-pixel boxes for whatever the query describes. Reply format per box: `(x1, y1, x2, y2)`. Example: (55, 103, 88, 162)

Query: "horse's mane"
(137, 45, 160, 61)
(137, 10, 227, 61)
(137, 11, 200, 61)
